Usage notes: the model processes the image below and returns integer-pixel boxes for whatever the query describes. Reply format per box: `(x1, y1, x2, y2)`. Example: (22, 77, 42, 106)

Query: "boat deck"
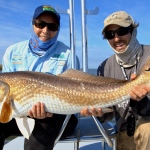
(4, 137, 113, 150)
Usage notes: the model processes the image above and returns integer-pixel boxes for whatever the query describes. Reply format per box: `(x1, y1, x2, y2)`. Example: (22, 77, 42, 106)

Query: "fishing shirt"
(2, 40, 80, 74)
(97, 45, 150, 131)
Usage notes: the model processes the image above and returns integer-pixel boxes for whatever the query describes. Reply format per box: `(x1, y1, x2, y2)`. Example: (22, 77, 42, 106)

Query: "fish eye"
(145, 67, 150, 71)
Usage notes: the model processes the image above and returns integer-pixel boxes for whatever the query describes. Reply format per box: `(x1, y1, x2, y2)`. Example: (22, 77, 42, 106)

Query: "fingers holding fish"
(80, 108, 91, 116)
(89, 107, 103, 116)
(28, 103, 39, 118)
(129, 85, 150, 101)
(145, 86, 150, 93)
(28, 102, 53, 119)
(36, 102, 45, 118)
(130, 73, 137, 80)
(80, 107, 104, 117)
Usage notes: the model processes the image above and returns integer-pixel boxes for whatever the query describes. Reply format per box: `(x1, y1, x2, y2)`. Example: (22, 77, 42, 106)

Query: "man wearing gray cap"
(81, 11, 150, 150)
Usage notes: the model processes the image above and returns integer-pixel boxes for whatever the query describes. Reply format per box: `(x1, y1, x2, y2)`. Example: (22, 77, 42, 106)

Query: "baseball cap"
(102, 11, 134, 34)
(33, 5, 60, 24)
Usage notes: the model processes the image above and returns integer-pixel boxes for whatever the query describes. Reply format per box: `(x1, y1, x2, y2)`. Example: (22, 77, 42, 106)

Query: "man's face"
(105, 24, 132, 52)
(33, 13, 58, 42)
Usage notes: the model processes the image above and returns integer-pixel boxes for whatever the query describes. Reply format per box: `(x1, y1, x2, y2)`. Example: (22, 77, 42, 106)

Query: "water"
(87, 68, 97, 75)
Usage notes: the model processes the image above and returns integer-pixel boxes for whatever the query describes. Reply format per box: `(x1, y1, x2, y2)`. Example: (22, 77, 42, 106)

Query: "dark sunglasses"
(104, 26, 132, 40)
(32, 20, 59, 31)
(126, 113, 135, 137)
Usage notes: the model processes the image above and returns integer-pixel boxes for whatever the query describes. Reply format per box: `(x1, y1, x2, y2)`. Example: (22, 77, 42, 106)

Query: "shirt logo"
(43, 5, 56, 13)
(118, 100, 128, 109)
(12, 55, 23, 65)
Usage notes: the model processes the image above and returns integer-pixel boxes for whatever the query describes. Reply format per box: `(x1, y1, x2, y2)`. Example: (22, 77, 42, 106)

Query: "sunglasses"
(126, 113, 135, 137)
(104, 26, 132, 40)
(32, 20, 59, 31)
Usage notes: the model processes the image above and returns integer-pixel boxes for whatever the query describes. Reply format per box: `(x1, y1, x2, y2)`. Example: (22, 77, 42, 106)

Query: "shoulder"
(56, 41, 70, 50)
(135, 45, 150, 73)
(6, 40, 29, 52)
(8, 40, 28, 48)
(97, 55, 116, 70)
(142, 45, 150, 49)
(97, 54, 116, 76)
(142, 45, 150, 55)
(140, 45, 150, 61)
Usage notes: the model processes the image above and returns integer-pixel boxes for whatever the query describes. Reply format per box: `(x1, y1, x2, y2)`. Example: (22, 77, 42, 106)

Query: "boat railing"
(0, 64, 2, 71)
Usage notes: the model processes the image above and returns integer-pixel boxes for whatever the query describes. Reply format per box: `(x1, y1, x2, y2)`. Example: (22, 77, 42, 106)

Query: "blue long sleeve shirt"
(2, 40, 80, 74)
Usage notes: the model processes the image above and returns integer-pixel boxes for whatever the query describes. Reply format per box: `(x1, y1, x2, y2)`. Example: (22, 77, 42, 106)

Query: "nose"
(114, 33, 121, 41)
(42, 25, 49, 32)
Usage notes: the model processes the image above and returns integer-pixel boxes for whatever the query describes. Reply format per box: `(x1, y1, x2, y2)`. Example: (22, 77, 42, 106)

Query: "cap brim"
(36, 11, 60, 24)
(102, 22, 131, 34)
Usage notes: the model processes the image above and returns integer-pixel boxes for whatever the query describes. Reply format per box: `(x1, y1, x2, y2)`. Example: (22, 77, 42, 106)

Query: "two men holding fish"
(1, 5, 150, 150)
(81, 11, 150, 150)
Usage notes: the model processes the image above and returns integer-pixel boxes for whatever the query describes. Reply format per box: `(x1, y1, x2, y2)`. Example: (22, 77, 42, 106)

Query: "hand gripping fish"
(0, 56, 150, 139)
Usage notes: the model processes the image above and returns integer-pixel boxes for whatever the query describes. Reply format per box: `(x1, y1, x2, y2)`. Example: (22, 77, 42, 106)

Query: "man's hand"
(80, 107, 104, 117)
(129, 74, 150, 101)
(28, 102, 53, 119)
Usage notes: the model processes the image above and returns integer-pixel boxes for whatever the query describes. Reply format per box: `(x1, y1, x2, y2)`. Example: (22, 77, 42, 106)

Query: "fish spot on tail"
(0, 101, 12, 123)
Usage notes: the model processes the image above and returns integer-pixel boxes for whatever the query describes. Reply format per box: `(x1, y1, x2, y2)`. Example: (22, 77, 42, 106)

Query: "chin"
(40, 38, 50, 42)
(115, 47, 126, 53)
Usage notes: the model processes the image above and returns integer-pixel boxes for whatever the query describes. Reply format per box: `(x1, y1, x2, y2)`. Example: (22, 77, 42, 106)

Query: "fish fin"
(59, 69, 127, 85)
(0, 80, 12, 123)
(138, 55, 150, 75)
(15, 117, 35, 139)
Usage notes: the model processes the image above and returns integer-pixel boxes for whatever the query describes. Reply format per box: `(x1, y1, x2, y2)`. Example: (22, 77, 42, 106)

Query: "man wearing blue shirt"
(1, 5, 80, 150)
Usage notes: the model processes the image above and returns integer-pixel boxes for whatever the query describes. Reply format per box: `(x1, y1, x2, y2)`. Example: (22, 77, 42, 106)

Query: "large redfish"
(0, 56, 150, 139)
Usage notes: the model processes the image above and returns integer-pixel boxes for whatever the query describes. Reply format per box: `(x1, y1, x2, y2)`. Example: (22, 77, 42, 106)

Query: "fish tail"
(0, 80, 12, 123)
(0, 101, 12, 123)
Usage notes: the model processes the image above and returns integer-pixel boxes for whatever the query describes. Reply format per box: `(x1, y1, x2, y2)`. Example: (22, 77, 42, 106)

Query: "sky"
(0, 0, 150, 69)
